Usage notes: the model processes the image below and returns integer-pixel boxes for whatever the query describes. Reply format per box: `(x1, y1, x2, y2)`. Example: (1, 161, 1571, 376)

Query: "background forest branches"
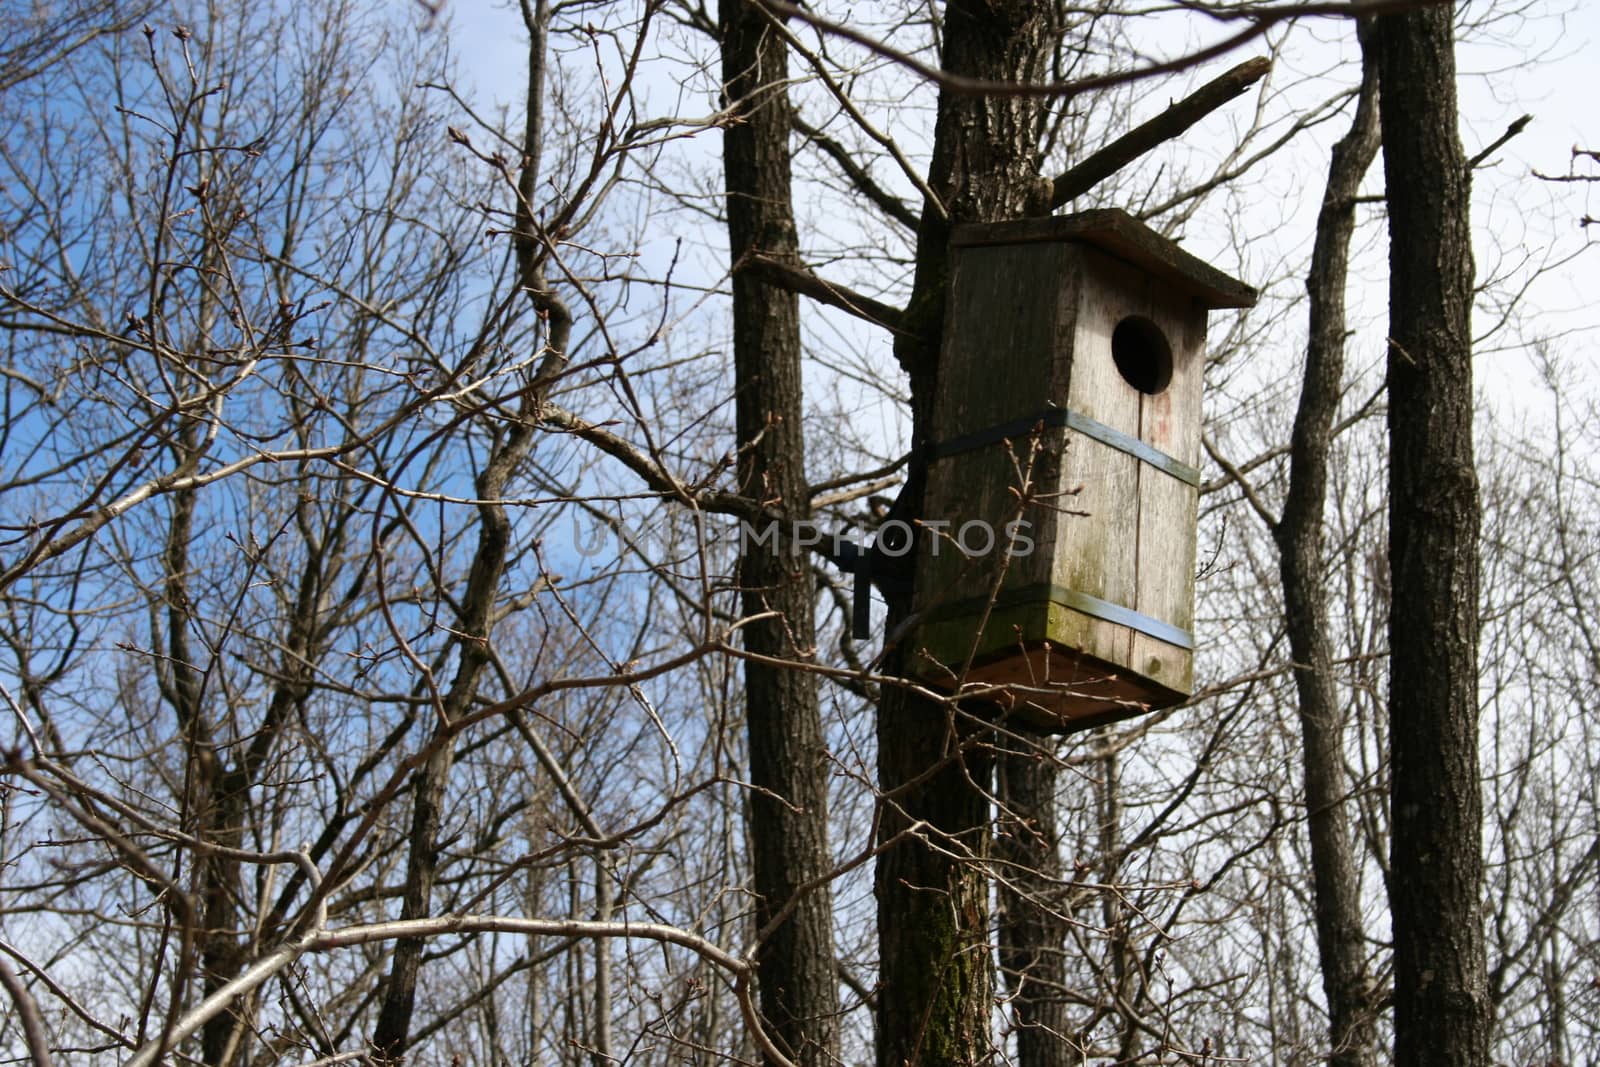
(0, 0, 1595, 1065)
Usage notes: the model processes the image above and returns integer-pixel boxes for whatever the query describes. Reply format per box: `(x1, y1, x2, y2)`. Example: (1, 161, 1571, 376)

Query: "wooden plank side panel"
(932, 242, 1077, 437)
(921, 239, 1078, 616)
(1130, 472, 1198, 695)
(1053, 249, 1144, 674)
(920, 439, 1062, 608)
(1173, 302, 1209, 467)
(1051, 438, 1137, 672)
(1131, 296, 1205, 697)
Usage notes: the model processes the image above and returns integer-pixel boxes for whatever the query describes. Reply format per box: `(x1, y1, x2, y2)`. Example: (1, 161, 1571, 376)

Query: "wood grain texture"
(912, 214, 1245, 731)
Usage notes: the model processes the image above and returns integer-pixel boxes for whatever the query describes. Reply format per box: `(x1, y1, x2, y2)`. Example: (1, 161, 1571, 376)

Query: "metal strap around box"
(1054, 586, 1194, 650)
(925, 583, 1195, 651)
(925, 406, 1201, 488)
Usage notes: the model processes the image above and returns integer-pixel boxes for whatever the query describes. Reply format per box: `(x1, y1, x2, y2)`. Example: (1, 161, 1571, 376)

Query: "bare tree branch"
(738, 252, 908, 333)
(1047, 57, 1272, 210)
(755, 0, 1435, 99)
(123, 915, 798, 1067)
(0, 955, 53, 1067)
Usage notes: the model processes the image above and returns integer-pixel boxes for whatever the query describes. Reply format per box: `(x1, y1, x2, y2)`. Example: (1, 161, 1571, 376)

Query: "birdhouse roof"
(950, 209, 1258, 310)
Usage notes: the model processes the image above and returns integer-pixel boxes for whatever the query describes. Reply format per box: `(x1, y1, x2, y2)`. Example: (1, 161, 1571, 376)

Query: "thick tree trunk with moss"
(720, 3, 841, 1064)
(876, 4, 1059, 1066)
(1375, 4, 1491, 1065)
(1272, 23, 1381, 1067)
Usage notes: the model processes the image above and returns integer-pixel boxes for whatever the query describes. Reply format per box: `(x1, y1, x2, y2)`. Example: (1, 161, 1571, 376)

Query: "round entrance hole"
(1111, 316, 1173, 395)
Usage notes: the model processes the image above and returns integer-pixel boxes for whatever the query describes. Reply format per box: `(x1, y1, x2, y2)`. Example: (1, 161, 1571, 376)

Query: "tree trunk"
(370, 417, 534, 1063)
(720, 3, 841, 1064)
(877, 4, 1058, 1066)
(1375, 4, 1491, 1065)
(1271, 22, 1381, 1067)
(372, 8, 562, 1053)
(996, 740, 1070, 1067)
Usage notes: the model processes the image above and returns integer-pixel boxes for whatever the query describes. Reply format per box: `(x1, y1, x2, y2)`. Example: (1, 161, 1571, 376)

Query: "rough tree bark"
(996, 741, 1070, 1067)
(1271, 22, 1381, 1067)
(720, 2, 841, 1064)
(876, 3, 1059, 1065)
(1375, 3, 1491, 1065)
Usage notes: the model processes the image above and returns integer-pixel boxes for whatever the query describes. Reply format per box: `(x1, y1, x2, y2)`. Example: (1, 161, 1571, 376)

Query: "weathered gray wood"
(921, 241, 1078, 612)
(1131, 274, 1205, 698)
(1056, 249, 1142, 672)
(911, 211, 1252, 732)
(950, 209, 1257, 309)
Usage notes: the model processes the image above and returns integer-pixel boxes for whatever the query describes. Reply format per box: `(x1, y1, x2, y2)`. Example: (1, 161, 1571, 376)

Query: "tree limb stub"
(739, 252, 908, 334)
(1047, 56, 1272, 211)
(1468, 113, 1532, 169)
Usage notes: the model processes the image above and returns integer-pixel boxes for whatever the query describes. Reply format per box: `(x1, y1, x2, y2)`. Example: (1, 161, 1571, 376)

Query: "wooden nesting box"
(909, 210, 1255, 732)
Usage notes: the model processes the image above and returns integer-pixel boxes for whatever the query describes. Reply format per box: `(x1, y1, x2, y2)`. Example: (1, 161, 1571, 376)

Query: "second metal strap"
(925, 406, 1201, 488)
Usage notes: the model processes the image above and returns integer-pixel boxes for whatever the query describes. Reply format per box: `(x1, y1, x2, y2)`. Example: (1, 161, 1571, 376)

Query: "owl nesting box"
(908, 210, 1256, 732)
